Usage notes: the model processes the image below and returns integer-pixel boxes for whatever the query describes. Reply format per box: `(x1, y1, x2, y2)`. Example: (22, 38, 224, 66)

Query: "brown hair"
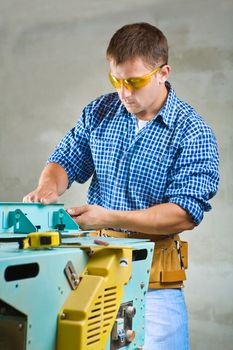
(106, 22, 168, 67)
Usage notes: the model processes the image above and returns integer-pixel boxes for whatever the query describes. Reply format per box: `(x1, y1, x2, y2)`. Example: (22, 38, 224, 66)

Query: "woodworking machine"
(0, 203, 154, 350)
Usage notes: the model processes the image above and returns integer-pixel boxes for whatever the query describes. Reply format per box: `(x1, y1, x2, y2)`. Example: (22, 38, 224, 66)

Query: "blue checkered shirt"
(48, 83, 219, 225)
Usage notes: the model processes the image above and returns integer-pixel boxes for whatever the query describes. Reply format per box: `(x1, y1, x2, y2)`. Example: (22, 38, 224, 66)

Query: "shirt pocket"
(140, 144, 178, 168)
(90, 137, 120, 181)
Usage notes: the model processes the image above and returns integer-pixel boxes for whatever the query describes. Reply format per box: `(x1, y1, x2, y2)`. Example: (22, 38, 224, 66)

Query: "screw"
(140, 282, 145, 289)
(61, 313, 66, 320)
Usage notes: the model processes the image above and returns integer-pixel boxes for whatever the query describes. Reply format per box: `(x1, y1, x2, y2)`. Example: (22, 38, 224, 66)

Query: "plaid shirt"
(48, 83, 219, 225)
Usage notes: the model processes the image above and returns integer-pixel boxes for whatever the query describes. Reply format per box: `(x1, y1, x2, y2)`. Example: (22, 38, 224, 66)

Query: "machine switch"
(112, 318, 125, 342)
(126, 329, 135, 342)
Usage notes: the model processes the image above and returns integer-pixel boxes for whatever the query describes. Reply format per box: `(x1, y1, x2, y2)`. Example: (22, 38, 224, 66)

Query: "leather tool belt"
(96, 229, 188, 289)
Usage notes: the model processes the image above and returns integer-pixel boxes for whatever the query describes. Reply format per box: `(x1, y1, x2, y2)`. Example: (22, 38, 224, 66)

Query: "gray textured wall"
(0, 1, 232, 349)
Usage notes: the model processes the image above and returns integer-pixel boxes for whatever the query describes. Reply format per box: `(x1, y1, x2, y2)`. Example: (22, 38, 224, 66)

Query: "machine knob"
(125, 306, 136, 318)
(126, 329, 135, 342)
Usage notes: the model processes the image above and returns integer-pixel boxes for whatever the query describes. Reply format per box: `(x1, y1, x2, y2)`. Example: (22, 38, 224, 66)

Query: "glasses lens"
(109, 73, 122, 88)
(126, 77, 151, 90)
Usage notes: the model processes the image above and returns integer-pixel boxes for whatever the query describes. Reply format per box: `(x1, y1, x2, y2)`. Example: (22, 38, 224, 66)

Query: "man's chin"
(124, 103, 140, 114)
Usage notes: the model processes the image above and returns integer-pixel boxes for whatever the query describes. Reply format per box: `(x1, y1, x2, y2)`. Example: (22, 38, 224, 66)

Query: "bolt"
(140, 282, 145, 289)
(18, 323, 23, 330)
(125, 306, 136, 318)
(74, 279, 79, 286)
(71, 273, 77, 280)
(61, 313, 66, 320)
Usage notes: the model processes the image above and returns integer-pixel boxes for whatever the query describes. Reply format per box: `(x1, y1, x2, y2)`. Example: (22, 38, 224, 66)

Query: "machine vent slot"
(4, 263, 39, 281)
(132, 248, 148, 261)
(86, 286, 118, 348)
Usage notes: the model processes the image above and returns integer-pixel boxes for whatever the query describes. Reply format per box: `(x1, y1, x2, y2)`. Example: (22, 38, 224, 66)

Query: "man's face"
(109, 57, 168, 120)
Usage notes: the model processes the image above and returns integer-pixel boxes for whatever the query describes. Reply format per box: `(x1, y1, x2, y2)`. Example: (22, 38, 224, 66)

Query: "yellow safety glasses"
(109, 65, 162, 91)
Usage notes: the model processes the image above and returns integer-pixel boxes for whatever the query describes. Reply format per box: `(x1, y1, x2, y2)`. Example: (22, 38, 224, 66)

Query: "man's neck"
(136, 85, 168, 121)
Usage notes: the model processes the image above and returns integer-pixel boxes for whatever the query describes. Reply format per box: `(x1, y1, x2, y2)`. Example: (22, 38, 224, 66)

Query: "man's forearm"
(105, 203, 195, 235)
(38, 163, 68, 195)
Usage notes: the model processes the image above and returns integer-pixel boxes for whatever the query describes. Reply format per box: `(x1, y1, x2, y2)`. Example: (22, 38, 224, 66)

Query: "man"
(23, 23, 219, 349)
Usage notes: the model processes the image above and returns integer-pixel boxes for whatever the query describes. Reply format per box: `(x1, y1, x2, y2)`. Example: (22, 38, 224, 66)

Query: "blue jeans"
(144, 289, 189, 350)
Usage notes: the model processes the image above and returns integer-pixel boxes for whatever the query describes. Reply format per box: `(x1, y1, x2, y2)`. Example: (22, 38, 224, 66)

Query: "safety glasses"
(109, 65, 163, 91)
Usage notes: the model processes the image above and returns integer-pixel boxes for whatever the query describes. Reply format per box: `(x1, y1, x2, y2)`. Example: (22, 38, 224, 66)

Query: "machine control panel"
(111, 301, 136, 349)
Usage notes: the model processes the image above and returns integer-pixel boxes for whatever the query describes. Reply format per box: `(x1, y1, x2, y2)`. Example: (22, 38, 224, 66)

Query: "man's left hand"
(67, 204, 110, 230)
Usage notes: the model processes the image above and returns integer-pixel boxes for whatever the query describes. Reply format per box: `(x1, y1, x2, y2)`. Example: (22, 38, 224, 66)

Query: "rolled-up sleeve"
(47, 109, 95, 188)
(165, 126, 219, 225)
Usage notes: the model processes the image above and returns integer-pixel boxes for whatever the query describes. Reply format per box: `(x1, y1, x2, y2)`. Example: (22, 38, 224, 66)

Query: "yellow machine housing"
(57, 246, 132, 350)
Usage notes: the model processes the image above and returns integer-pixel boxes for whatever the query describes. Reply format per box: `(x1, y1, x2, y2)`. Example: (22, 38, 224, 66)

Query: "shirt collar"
(156, 81, 178, 128)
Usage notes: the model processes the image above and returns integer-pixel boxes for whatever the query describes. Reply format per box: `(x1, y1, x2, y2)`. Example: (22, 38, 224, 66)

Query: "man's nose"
(118, 84, 132, 99)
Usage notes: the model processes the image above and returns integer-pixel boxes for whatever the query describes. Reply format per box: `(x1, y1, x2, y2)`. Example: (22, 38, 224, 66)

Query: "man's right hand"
(23, 187, 59, 204)
(23, 163, 68, 204)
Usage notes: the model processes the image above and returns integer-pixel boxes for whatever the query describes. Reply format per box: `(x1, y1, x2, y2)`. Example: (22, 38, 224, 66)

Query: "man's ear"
(159, 65, 171, 84)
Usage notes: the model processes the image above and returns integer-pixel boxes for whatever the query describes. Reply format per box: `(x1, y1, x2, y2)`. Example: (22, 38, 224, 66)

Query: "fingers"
(23, 193, 37, 203)
(67, 205, 107, 231)
(67, 205, 88, 216)
(67, 206, 90, 229)
(23, 190, 58, 204)
(70, 215, 93, 231)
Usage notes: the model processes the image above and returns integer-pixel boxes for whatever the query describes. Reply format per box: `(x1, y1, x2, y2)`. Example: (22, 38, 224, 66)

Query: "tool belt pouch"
(149, 235, 188, 289)
(128, 232, 188, 289)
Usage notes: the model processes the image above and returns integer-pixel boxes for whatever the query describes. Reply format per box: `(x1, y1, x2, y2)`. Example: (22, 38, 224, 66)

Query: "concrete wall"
(0, 1, 232, 348)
